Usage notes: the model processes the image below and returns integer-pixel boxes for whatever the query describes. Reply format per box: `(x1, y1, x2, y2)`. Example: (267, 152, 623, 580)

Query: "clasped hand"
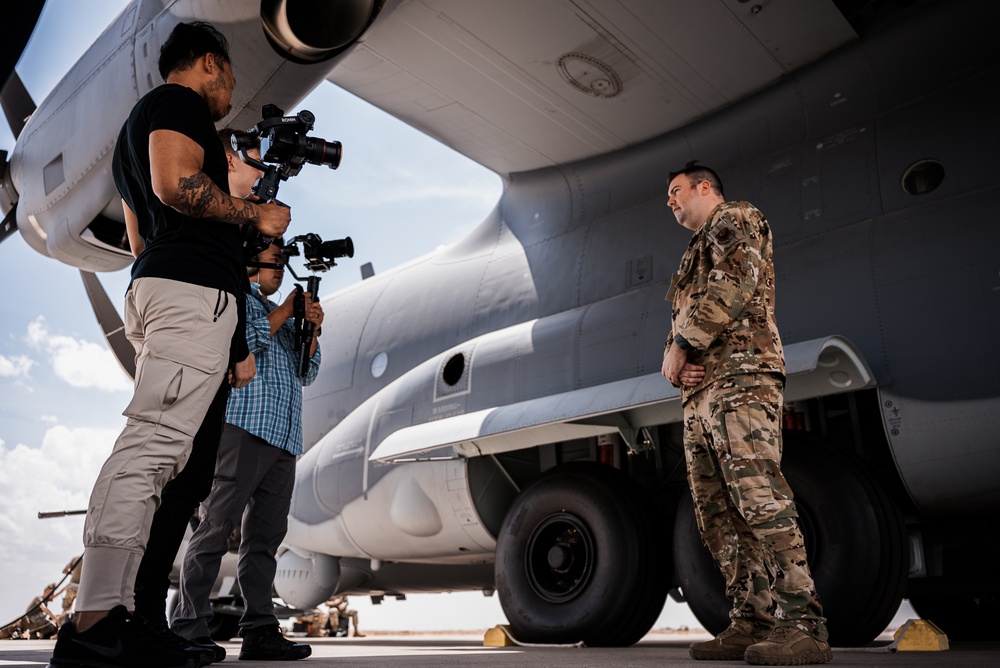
(662, 344, 705, 388)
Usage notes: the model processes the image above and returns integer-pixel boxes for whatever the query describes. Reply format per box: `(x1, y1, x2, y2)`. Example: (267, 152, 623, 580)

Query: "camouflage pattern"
(294, 610, 329, 637)
(683, 369, 827, 639)
(666, 199, 826, 640)
(666, 201, 785, 403)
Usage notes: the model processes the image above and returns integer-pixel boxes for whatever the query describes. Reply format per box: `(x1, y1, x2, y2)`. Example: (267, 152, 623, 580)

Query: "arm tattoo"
(176, 172, 217, 218)
(175, 172, 259, 225)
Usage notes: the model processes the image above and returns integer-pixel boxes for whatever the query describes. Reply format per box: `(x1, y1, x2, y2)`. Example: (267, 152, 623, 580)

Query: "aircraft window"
(901, 159, 945, 196)
(370, 352, 388, 378)
(442, 353, 465, 387)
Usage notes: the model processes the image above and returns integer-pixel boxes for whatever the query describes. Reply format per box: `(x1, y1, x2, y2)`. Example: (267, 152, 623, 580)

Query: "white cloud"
(0, 353, 33, 378)
(25, 317, 131, 392)
(0, 422, 121, 624)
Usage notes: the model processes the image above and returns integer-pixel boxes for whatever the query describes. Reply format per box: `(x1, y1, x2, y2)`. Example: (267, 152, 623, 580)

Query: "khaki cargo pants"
(76, 277, 236, 612)
(683, 373, 828, 641)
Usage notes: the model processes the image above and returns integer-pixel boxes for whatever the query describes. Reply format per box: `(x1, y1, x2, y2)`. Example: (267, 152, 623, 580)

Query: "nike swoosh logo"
(72, 637, 125, 658)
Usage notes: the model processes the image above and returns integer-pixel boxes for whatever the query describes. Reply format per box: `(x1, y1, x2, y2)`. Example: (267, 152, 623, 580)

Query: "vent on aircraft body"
(901, 159, 945, 196)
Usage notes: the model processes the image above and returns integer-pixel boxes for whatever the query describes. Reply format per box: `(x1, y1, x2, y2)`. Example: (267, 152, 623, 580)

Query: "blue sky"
(0, 1, 710, 634)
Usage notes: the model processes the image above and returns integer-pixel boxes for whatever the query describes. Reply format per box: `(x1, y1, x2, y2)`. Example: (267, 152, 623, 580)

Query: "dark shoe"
(47, 605, 195, 668)
(191, 637, 227, 663)
(690, 623, 769, 660)
(239, 625, 311, 661)
(744, 626, 833, 665)
(132, 615, 217, 667)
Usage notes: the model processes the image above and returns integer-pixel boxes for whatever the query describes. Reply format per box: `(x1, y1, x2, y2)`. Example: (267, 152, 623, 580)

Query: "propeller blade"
(79, 270, 136, 380)
(1, 70, 35, 139)
(1, 3, 44, 139)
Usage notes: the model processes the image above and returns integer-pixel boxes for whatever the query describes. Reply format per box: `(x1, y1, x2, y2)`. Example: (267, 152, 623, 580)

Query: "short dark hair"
(668, 161, 725, 199)
(158, 21, 230, 81)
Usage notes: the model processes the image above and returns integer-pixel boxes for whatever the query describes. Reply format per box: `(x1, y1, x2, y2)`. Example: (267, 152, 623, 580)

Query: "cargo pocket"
(717, 386, 786, 526)
(125, 333, 226, 436)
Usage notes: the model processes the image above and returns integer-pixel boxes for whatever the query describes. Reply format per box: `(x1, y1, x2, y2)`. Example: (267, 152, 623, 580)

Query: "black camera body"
(280, 234, 354, 377)
(231, 103, 342, 179)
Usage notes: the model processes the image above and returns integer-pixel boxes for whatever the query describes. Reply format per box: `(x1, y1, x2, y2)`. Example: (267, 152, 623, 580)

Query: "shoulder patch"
(708, 216, 744, 257)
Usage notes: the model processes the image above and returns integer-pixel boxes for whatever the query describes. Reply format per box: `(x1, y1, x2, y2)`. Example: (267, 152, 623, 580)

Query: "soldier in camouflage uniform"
(662, 162, 831, 665)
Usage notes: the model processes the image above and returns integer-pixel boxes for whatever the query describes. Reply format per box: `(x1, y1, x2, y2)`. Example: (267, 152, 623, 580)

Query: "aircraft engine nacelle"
(8, 3, 143, 272)
(273, 548, 340, 609)
(261, 0, 381, 63)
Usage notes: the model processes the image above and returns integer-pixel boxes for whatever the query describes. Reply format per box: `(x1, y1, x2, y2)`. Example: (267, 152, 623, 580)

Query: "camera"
(231, 103, 341, 181)
(234, 106, 354, 377)
(232, 104, 343, 257)
(281, 233, 354, 274)
(278, 234, 354, 378)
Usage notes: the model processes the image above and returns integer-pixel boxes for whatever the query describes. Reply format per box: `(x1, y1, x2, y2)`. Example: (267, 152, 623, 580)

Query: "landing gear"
(673, 433, 907, 647)
(495, 462, 669, 646)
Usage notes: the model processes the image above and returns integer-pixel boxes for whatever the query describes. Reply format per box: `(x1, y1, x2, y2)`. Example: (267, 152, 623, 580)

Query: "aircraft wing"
(326, 0, 856, 175)
(370, 335, 874, 462)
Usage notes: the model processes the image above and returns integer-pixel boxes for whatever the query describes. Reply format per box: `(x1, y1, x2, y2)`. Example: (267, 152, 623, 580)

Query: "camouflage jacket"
(666, 201, 785, 402)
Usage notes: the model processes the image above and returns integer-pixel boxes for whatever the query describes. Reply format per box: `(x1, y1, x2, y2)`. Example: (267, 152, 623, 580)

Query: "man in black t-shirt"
(127, 129, 266, 665)
(50, 21, 289, 668)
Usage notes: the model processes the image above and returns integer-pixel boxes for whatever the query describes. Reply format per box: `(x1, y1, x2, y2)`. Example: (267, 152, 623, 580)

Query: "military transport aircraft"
(2, 0, 996, 648)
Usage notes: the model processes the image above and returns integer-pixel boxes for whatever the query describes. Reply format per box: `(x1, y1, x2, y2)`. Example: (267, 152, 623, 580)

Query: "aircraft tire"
(673, 431, 907, 647)
(495, 462, 669, 647)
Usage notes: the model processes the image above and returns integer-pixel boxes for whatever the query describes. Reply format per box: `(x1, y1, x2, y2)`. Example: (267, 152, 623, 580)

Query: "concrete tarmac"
(2, 631, 998, 667)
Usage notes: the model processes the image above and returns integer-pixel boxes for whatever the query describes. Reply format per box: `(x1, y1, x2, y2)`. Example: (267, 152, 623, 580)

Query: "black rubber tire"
(495, 462, 669, 646)
(208, 612, 240, 641)
(673, 432, 907, 647)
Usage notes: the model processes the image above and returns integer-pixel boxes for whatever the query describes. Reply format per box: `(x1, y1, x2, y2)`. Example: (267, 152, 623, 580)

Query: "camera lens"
(302, 137, 342, 169)
(320, 236, 353, 259)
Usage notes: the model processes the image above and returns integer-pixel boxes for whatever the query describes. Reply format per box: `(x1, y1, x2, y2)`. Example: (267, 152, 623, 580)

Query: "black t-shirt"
(113, 84, 248, 362)
(112, 84, 242, 297)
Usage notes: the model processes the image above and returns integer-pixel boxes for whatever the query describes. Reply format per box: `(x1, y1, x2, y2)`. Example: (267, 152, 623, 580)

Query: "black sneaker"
(132, 615, 218, 667)
(238, 625, 311, 661)
(47, 605, 195, 668)
(190, 637, 227, 664)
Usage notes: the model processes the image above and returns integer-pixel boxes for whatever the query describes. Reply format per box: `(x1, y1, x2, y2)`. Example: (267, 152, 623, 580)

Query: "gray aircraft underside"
(292, 0, 997, 548)
(279, 0, 1000, 644)
(2, 0, 996, 649)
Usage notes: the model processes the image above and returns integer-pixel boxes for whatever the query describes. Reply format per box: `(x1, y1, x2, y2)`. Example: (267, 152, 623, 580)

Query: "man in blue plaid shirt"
(171, 238, 322, 662)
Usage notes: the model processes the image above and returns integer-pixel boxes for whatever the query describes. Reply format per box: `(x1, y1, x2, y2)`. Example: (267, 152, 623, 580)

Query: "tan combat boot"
(689, 624, 769, 661)
(744, 626, 833, 665)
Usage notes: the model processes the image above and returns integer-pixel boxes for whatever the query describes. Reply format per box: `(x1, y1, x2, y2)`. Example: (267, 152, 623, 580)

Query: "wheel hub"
(525, 512, 595, 603)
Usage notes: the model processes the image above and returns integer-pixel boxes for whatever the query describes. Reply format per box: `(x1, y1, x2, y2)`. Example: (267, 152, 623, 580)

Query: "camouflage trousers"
(683, 373, 827, 641)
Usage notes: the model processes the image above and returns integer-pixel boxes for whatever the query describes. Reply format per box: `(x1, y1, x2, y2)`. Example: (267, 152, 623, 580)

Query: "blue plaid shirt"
(225, 282, 321, 456)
